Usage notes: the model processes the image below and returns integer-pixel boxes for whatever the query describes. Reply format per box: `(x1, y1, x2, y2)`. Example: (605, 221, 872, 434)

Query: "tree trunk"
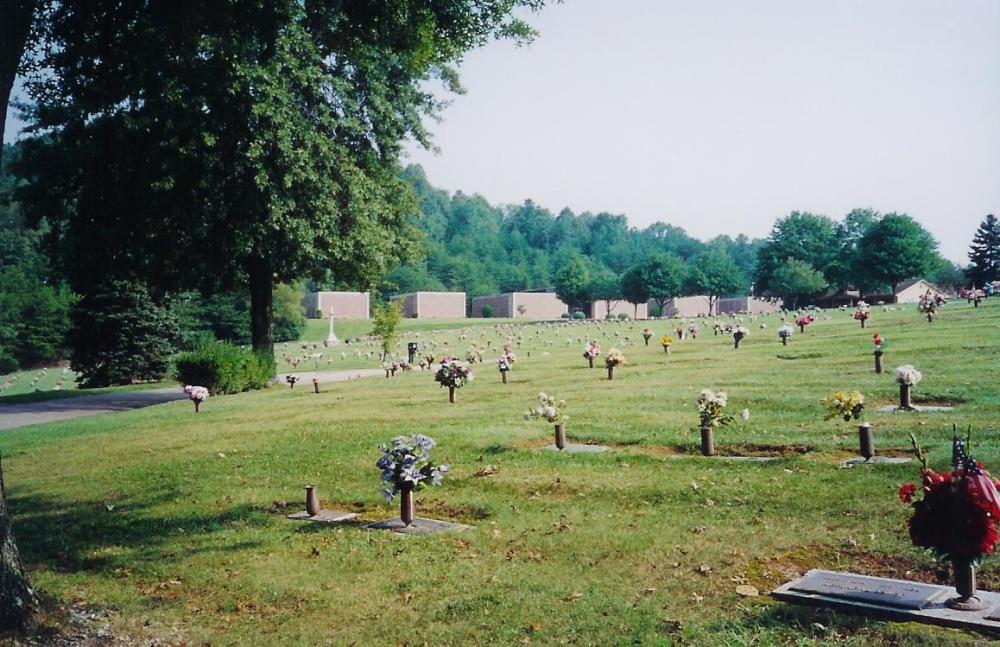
(248, 256, 275, 372)
(0, 0, 37, 166)
(708, 295, 716, 316)
(0, 453, 37, 633)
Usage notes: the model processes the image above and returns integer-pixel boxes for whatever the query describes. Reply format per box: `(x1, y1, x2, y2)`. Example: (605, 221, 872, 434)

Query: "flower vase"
(313, 380, 320, 394)
(700, 427, 715, 457)
(926, 312, 934, 323)
(734, 337, 741, 349)
(607, 366, 614, 381)
(588, 356, 594, 369)
(899, 383, 912, 410)
(858, 423, 874, 459)
(194, 400, 200, 413)
(781, 336, 787, 346)
(874, 351, 883, 374)
(305, 485, 321, 516)
(448, 386, 456, 404)
(948, 558, 988, 610)
(644, 337, 650, 346)
(501, 370, 507, 384)
(385, 370, 391, 379)
(554, 424, 566, 450)
(400, 486, 415, 526)
(663, 346, 670, 354)
(799, 324, 805, 333)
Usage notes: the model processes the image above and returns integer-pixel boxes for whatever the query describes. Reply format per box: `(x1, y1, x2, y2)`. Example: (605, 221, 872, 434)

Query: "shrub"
(0, 352, 18, 375)
(273, 283, 306, 342)
(560, 312, 571, 319)
(481, 304, 495, 318)
(572, 311, 586, 320)
(648, 303, 662, 317)
(174, 342, 272, 394)
(69, 280, 177, 388)
(617, 312, 630, 321)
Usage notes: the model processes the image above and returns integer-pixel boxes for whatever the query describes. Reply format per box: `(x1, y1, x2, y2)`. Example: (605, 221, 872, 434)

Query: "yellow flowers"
(822, 390, 865, 422)
(660, 336, 673, 346)
(605, 348, 626, 368)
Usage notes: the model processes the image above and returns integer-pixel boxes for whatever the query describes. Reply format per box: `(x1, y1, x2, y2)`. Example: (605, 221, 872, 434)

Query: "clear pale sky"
(403, 0, 1000, 264)
(6, 1, 998, 263)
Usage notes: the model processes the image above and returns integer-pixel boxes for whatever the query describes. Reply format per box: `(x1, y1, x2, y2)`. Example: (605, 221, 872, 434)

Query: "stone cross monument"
(324, 304, 340, 347)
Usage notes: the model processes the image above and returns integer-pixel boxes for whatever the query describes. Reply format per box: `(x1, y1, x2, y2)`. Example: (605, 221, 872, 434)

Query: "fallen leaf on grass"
(562, 591, 583, 602)
(474, 465, 500, 477)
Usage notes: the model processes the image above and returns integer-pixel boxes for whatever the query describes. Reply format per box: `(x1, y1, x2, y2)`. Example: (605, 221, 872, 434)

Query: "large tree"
(554, 255, 591, 311)
(0, 0, 38, 165)
(0, 454, 37, 633)
(620, 263, 651, 319)
(631, 253, 687, 316)
(855, 213, 939, 297)
(587, 265, 622, 318)
(967, 214, 1000, 287)
(19, 1, 544, 359)
(754, 212, 840, 295)
(765, 258, 827, 310)
(684, 248, 746, 315)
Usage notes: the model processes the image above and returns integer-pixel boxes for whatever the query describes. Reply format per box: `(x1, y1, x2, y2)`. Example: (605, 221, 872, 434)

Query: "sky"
(6, 1, 998, 264)
(401, 0, 1000, 264)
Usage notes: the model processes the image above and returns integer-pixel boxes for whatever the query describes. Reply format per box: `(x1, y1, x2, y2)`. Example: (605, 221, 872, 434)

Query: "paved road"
(0, 369, 384, 431)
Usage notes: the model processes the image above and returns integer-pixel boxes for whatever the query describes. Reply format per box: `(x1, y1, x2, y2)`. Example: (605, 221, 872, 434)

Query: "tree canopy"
(967, 214, 1000, 286)
(855, 213, 939, 295)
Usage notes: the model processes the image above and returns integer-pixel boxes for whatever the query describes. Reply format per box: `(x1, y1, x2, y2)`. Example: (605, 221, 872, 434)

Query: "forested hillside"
(379, 165, 761, 297)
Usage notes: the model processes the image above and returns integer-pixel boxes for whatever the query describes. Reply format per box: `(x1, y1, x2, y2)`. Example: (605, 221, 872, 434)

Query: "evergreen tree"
(967, 214, 1000, 286)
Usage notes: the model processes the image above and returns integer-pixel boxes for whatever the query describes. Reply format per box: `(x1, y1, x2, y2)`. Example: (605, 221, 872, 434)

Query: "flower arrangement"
(822, 390, 865, 422)
(853, 301, 871, 325)
(732, 325, 749, 349)
(917, 290, 946, 316)
(642, 328, 653, 345)
(795, 314, 815, 331)
(605, 348, 626, 368)
(873, 333, 884, 352)
(778, 323, 793, 339)
(285, 374, 298, 388)
(900, 430, 1000, 564)
(583, 341, 601, 359)
(688, 323, 700, 338)
(497, 352, 515, 372)
(524, 392, 567, 423)
(183, 385, 209, 413)
(434, 357, 473, 388)
(895, 365, 922, 386)
(660, 335, 673, 354)
(697, 389, 733, 428)
(376, 434, 449, 503)
(465, 346, 483, 364)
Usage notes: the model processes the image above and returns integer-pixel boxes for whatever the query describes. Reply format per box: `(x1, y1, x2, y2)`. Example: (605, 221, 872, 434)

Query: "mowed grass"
(2, 301, 1000, 645)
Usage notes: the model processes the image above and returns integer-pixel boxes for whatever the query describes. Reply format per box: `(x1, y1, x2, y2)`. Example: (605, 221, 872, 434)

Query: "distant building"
(815, 290, 860, 309)
(649, 296, 712, 318)
(893, 279, 947, 304)
(471, 292, 568, 319)
(391, 291, 466, 319)
(716, 296, 783, 315)
(304, 291, 370, 319)
(591, 300, 648, 319)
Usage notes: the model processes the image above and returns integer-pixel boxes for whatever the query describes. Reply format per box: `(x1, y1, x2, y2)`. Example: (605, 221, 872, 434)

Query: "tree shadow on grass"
(7, 488, 264, 574)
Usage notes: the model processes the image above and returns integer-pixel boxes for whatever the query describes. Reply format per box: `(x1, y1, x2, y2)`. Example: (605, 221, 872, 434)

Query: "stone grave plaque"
(287, 509, 358, 523)
(543, 443, 608, 453)
(364, 517, 471, 535)
(789, 570, 944, 610)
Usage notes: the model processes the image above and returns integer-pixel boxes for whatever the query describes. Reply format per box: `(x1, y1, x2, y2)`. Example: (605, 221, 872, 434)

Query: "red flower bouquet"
(901, 431, 1000, 563)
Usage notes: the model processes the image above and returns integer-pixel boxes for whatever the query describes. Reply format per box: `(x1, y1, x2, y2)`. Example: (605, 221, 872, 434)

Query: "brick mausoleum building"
(391, 291, 467, 319)
(304, 291, 370, 319)
(470, 291, 568, 319)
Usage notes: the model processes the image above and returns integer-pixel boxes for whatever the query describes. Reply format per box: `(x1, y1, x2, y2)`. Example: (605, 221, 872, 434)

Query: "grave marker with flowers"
(796, 314, 815, 333)
(434, 357, 473, 403)
(605, 348, 626, 380)
(822, 390, 872, 458)
(917, 290, 946, 322)
(660, 335, 673, 355)
(894, 365, 922, 410)
(696, 388, 733, 456)
(583, 340, 601, 368)
(497, 349, 516, 384)
(872, 334, 885, 373)
(183, 385, 209, 413)
(853, 301, 871, 328)
(778, 323, 793, 346)
(376, 434, 449, 526)
(525, 392, 568, 450)
(732, 325, 748, 349)
(642, 328, 653, 346)
(285, 374, 298, 389)
(900, 430, 1000, 609)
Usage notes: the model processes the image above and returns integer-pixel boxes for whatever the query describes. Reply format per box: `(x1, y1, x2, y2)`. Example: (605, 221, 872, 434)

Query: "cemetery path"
(0, 369, 384, 431)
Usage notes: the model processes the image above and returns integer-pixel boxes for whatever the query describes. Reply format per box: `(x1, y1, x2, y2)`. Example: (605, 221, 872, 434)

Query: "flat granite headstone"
(287, 509, 358, 523)
(773, 569, 1000, 633)
(843, 456, 912, 466)
(364, 517, 471, 535)
(877, 405, 954, 413)
(543, 443, 608, 453)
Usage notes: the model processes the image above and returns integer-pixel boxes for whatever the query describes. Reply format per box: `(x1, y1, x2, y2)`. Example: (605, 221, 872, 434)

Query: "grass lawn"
(3, 301, 1000, 645)
(0, 365, 173, 406)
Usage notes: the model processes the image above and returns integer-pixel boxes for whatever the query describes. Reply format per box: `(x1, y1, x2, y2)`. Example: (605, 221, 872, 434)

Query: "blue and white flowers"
(376, 434, 449, 502)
